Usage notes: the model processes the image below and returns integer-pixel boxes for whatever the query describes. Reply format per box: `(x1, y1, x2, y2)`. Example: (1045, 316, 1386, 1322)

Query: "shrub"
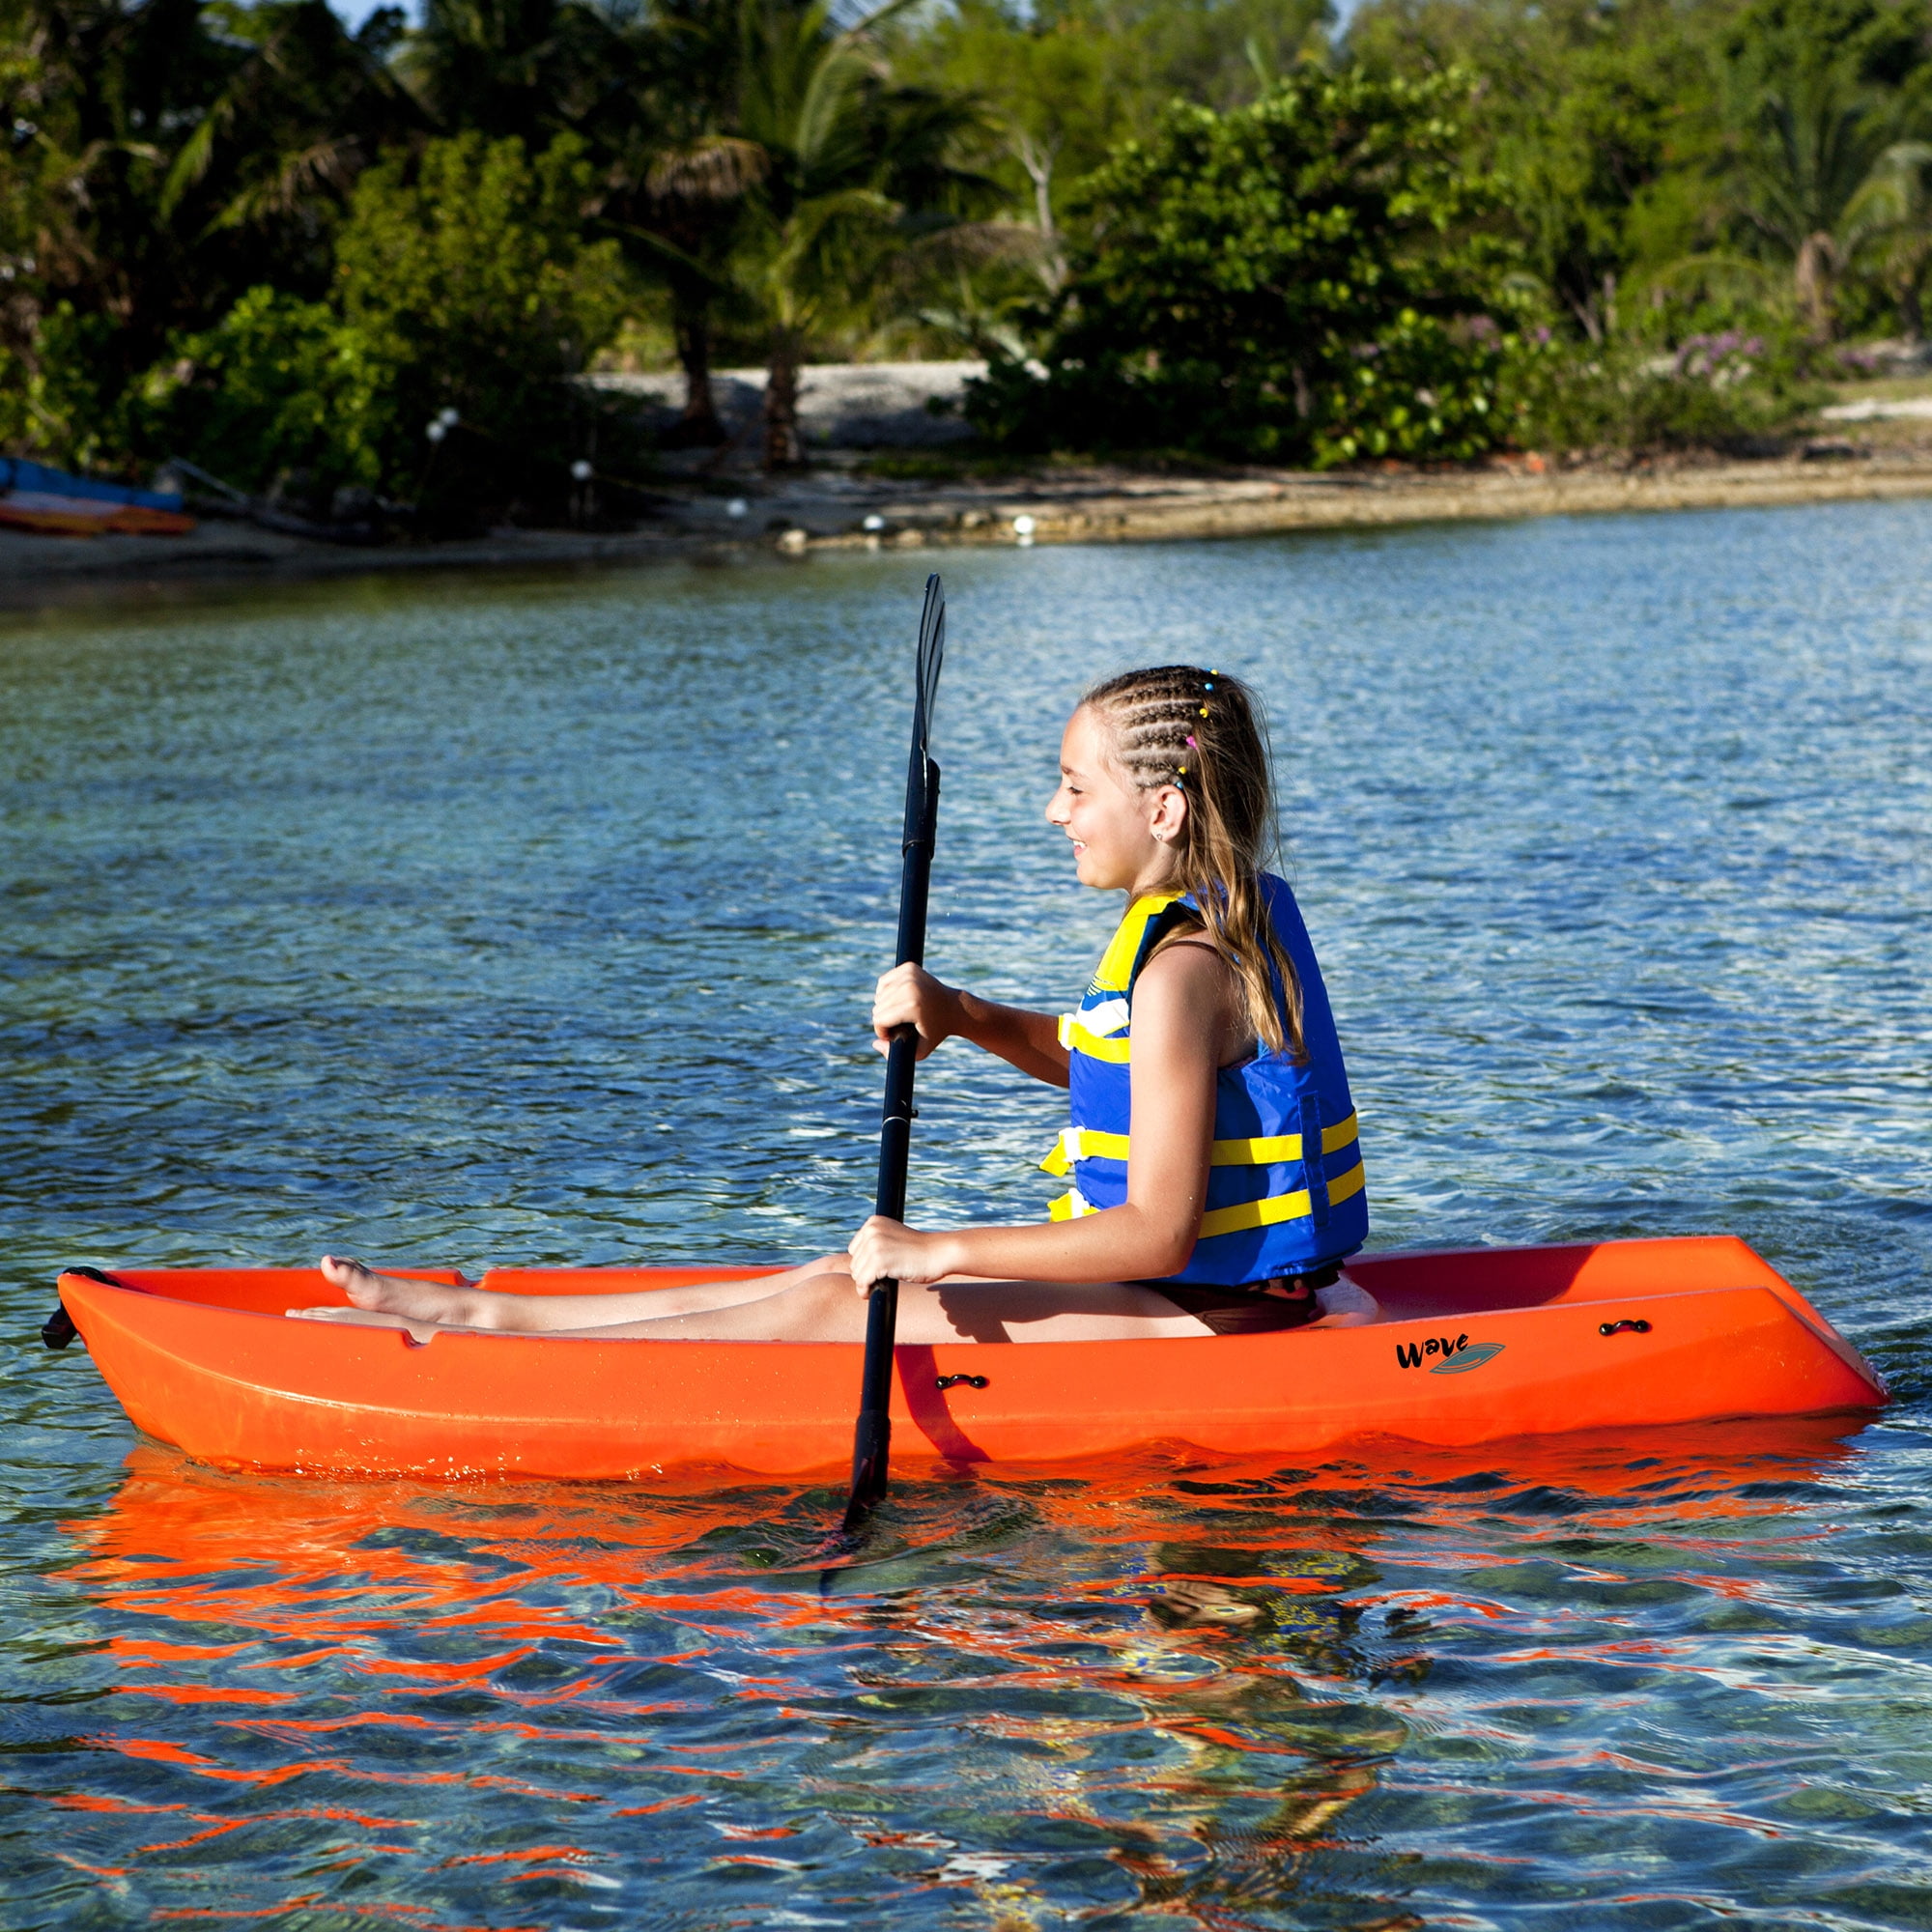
(132, 288, 384, 497)
(1505, 327, 1827, 454)
(963, 71, 1524, 466)
(1, 304, 138, 474)
(130, 133, 636, 524)
(332, 131, 632, 522)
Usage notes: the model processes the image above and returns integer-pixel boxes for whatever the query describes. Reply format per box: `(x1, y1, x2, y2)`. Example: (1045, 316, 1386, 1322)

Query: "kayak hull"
(56, 1237, 1887, 1481)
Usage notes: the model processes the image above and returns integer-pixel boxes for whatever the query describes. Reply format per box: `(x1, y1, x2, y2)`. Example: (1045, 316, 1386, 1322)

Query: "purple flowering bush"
(1501, 323, 1822, 455)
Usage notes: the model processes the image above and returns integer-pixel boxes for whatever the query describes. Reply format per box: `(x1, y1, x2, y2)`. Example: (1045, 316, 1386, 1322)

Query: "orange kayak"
(54, 1236, 1885, 1482)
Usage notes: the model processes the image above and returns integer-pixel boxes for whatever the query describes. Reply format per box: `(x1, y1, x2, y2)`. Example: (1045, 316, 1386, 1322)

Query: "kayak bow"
(51, 1236, 1885, 1481)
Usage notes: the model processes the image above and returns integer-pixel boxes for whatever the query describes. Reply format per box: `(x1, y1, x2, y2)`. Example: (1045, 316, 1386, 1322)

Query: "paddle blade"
(916, 572, 945, 744)
(913, 572, 944, 773)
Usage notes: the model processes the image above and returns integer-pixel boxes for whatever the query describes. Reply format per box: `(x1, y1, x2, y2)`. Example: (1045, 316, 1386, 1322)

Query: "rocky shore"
(6, 437, 1932, 609)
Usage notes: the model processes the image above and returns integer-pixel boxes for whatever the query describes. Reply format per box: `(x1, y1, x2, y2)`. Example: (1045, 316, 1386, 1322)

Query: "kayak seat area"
(1350, 1235, 1804, 1326)
(62, 1239, 1809, 1336)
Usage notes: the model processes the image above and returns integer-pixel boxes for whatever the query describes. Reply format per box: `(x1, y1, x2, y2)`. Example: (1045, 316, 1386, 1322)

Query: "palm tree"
(1, 0, 408, 455)
(159, 1, 425, 260)
(398, 0, 629, 145)
(1726, 47, 1921, 340)
(591, 0, 759, 445)
(727, 0, 991, 468)
(590, 0, 992, 463)
(1850, 141, 1932, 341)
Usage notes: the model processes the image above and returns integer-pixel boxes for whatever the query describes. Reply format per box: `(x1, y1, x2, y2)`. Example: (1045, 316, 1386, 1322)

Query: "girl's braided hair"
(1082, 664, 1304, 1060)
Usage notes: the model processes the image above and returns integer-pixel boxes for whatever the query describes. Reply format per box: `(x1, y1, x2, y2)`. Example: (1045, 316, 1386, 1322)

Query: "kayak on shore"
(0, 457, 195, 537)
(50, 1235, 1886, 1482)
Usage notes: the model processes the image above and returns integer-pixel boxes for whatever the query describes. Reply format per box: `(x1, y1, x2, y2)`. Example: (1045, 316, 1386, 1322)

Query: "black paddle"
(841, 572, 946, 1534)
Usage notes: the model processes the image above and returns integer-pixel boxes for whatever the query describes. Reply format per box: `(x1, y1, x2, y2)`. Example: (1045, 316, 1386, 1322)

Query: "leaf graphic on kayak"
(1432, 1342, 1505, 1375)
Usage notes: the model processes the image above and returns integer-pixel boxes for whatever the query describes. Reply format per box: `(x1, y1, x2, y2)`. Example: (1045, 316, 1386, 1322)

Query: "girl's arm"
(873, 962, 1070, 1088)
(852, 942, 1239, 1286)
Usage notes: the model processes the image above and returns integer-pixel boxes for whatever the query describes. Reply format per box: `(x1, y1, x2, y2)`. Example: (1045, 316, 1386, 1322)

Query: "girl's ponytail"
(1083, 664, 1304, 1061)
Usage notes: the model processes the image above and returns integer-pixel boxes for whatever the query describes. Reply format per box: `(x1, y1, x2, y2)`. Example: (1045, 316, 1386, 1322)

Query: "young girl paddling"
(295, 666, 1372, 1344)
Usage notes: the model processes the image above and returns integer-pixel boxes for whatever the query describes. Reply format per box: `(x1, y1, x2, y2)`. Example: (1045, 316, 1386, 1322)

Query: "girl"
(294, 666, 1371, 1344)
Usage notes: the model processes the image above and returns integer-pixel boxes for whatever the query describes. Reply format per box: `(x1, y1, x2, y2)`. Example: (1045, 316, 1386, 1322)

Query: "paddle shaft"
(845, 753, 941, 1522)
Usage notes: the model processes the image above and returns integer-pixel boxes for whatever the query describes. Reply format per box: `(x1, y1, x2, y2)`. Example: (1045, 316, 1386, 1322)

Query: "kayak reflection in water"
(293, 666, 1377, 1347)
(1121, 1548, 1406, 1884)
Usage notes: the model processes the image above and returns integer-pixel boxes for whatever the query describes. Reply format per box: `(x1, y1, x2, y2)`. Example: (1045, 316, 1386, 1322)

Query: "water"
(2, 500, 1929, 1928)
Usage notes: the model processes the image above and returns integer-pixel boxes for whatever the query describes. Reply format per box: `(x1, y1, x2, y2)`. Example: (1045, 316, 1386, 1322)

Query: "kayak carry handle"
(1599, 1319, 1653, 1336)
(935, 1374, 988, 1391)
(43, 1265, 122, 1350)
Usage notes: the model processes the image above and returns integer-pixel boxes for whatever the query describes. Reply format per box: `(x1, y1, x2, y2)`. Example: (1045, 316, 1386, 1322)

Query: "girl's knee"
(805, 1268, 861, 1310)
(775, 1268, 864, 1336)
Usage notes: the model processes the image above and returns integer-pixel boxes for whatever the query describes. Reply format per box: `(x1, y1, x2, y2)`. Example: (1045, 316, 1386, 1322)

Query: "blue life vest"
(1041, 874, 1368, 1285)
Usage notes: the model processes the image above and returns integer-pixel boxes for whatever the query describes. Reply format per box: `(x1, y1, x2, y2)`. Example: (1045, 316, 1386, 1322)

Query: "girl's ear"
(1148, 783, 1189, 845)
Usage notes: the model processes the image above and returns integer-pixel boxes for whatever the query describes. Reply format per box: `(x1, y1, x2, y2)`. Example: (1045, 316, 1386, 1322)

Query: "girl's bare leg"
(289, 1254, 848, 1331)
(292, 1265, 1377, 1345)
(290, 1269, 1221, 1344)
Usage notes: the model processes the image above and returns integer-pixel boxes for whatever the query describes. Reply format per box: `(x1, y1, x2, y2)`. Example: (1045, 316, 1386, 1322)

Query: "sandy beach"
(6, 436, 1932, 608)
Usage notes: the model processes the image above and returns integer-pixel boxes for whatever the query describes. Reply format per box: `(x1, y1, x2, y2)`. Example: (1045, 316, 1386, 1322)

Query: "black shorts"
(1143, 1264, 1341, 1337)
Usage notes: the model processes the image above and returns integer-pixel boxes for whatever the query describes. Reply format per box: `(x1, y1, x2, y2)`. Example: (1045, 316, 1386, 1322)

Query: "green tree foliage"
(966, 70, 1525, 463)
(334, 130, 628, 480)
(900, 0, 1333, 354)
(724, 0, 995, 467)
(1347, 0, 1720, 334)
(131, 285, 367, 489)
(599, 0, 996, 466)
(0, 0, 416, 461)
(137, 131, 633, 520)
(1717, 0, 1932, 335)
(6, 0, 1932, 497)
(593, 0, 754, 442)
(399, 0, 639, 144)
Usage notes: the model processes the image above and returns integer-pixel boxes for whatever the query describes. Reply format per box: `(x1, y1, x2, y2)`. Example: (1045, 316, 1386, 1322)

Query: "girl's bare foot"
(288, 1256, 489, 1329)
(284, 1303, 449, 1342)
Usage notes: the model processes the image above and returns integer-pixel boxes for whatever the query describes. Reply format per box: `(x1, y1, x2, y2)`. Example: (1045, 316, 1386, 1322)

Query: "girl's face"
(1046, 705, 1187, 894)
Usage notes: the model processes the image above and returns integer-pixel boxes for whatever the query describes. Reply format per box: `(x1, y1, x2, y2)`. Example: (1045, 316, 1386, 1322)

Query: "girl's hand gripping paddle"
(843, 573, 946, 1532)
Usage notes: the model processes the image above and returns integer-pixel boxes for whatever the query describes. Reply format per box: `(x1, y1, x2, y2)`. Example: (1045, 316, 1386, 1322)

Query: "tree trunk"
(668, 282, 727, 448)
(1795, 232, 1836, 342)
(763, 336, 805, 471)
(1013, 130, 1066, 295)
(1898, 246, 1928, 344)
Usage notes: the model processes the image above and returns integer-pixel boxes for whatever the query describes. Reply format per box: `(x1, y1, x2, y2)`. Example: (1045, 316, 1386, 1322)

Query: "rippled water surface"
(3, 501, 1929, 1928)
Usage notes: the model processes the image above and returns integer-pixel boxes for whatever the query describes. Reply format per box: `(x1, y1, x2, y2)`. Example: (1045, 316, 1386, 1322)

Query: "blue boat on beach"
(0, 456, 192, 534)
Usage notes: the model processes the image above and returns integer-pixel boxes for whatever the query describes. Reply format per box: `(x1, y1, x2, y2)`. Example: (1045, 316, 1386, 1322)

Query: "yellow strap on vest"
(1195, 1159, 1366, 1239)
(1210, 1115, 1360, 1165)
(1041, 1115, 1359, 1176)
(1092, 893, 1184, 993)
(1062, 1017, 1132, 1064)
(1061, 894, 1194, 1065)
(1048, 1163, 1364, 1237)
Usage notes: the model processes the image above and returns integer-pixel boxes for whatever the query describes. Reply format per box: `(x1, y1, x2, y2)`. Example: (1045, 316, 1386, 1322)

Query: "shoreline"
(5, 444, 1931, 608)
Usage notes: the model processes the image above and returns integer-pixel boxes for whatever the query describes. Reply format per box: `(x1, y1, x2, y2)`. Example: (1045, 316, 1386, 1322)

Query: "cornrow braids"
(1082, 664, 1305, 1060)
